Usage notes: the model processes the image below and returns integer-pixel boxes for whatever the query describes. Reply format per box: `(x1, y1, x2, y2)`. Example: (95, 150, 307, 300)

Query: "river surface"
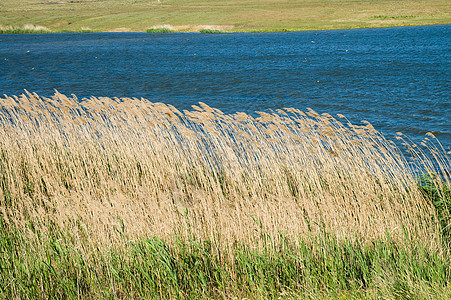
(0, 25, 449, 151)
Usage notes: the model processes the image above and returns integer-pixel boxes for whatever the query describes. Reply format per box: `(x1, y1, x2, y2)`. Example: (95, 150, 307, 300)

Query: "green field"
(0, 0, 450, 33)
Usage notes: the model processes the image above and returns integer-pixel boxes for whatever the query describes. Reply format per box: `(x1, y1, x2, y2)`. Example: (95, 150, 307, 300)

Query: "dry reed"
(0, 91, 448, 256)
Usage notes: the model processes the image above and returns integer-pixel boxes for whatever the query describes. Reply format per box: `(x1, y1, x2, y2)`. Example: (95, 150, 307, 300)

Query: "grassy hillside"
(0, 0, 450, 33)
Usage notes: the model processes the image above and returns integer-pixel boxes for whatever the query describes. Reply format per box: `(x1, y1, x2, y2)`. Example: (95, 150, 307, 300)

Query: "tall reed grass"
(146, 25, 174, 33)
(0, 24, 50, 34)
(0, 91, 449, 298)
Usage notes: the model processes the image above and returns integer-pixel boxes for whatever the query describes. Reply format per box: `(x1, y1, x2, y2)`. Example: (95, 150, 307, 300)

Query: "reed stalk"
(0, 91, 449, 298)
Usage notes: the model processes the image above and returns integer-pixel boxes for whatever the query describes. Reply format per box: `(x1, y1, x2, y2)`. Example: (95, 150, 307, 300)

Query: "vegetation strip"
(2, 221, 450, 299)
(0, 91, 449, 298)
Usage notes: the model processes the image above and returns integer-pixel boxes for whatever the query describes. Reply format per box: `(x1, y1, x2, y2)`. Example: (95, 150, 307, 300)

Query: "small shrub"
(419, 173, 451, 240)
(146, 27, 173, 33)
(199, 29, 224, 34)
(0, 24, 50, 34)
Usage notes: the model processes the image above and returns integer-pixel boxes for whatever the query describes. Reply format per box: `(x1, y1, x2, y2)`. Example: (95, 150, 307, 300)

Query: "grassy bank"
(0, 0, 449, 33)
(0, 91, 449, 298)
(2, 222, 450, 299)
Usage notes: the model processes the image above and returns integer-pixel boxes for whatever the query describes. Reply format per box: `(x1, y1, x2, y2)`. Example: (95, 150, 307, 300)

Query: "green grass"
(146, 27, 174, 33)
(1, 218, 449, 299)
(0, 0, 449, 33)
(198, 29, 224, 34)
(419, 173, 451, 242)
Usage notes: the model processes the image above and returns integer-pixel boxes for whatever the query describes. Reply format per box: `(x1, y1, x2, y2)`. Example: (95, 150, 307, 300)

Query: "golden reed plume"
(0, 91, 447, 252)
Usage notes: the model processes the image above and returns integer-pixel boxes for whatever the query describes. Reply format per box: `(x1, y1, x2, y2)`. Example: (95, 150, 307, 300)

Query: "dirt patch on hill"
(188, 25, 235, 32)
(108, 27, 132, 32)
(147, 24, 234, 32)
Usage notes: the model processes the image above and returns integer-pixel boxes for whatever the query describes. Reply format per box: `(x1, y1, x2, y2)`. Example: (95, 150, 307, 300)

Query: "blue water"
(0, 25, 450, 151)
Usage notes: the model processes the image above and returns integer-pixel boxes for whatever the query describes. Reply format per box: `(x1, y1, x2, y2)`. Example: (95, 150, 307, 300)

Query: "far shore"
(1, 0, 450, 34)
(1, 22, 449, 35)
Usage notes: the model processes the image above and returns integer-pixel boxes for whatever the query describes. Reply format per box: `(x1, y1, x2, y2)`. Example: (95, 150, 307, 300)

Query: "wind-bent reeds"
(0, 24, 50, 34)
(0, 91, 449, 298)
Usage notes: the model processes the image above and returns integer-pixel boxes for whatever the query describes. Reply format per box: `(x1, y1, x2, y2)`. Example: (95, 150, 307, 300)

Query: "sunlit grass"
(0, 0, 449, 33)
(199, 28, 224, 34)
(0, 91, 449, 298)
(0, 24, 50, 34)
(146, 24, 175, 33)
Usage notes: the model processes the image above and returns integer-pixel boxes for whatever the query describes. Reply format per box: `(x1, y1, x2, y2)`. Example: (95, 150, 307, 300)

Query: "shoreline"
(1, 22, 449, 34)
